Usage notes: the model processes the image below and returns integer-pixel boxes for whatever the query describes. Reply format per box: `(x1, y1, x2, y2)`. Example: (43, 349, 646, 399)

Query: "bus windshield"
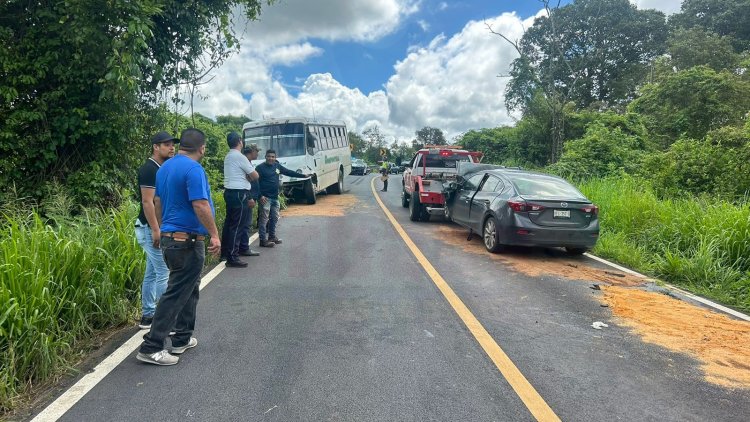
(244, 123, 306, 157)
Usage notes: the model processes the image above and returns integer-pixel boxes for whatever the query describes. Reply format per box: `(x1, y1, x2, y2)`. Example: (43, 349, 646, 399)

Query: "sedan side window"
(481, 176, 500, 192)
(464, 173, 485, 190)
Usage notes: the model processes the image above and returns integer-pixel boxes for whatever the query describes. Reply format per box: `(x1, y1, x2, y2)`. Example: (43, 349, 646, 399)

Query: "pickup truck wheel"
(401, 189, 409, 208)
(409, 191, 421, 221)
(419, 207, 430, 222)
(483, 216, 504, 253)
(304, 179, 317, 205)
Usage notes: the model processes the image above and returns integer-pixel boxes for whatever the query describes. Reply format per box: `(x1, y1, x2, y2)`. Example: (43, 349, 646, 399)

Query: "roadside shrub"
(548, 123, 644, 180)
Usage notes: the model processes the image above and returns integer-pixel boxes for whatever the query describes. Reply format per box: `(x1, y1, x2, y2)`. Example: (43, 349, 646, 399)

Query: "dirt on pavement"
(283, 194, 359, 217)
(431, 223, 750, 389)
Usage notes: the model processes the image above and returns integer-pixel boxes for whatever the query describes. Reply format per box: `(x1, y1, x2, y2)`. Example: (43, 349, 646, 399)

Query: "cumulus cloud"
(385, 13, 532, 139)
(192, 2, 537, 141)
(630, 0, 682, 15)
(238, 0, 420, 46)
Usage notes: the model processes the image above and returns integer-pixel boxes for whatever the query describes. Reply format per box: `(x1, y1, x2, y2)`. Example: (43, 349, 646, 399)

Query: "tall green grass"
(579, 176, 750, 312)
(0, 203, 144, 411)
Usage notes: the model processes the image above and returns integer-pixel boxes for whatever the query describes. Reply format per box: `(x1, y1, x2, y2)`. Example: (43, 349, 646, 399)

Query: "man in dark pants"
(220, 132, 259, 267)
(256, 149, 308, 247)
(238, 144, 262, 255)
(137, 128, 221, 366)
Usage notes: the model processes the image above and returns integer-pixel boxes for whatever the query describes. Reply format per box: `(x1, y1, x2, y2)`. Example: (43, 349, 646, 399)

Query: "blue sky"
(193, 0, 682, 142)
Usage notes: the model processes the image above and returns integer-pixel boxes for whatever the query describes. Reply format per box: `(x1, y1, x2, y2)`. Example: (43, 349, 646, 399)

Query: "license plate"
(553, 210, 570, 219)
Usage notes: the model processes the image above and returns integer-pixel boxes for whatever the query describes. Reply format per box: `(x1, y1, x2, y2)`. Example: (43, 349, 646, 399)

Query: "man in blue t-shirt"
(137, 128, 221, 366)
(256, 149, 307, 247)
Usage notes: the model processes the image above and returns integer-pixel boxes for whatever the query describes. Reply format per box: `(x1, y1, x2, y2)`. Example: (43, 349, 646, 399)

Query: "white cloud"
(238, 0, 420, 46)
(630, 0, 682, 15)
(385, 13, 532, 138)
(417, 19, 430, 32)
(438, 2, 448, 11)
(192, 3, 536, 142)
(265, 43, 323, 66)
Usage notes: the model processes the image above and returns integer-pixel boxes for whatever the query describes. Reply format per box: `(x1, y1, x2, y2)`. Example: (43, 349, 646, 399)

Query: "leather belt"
(162, 232, 206, 241)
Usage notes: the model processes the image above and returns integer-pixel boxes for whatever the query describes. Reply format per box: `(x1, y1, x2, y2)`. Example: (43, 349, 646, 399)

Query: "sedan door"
(451, 173, 486, 226)
(467, 175, 502, 232)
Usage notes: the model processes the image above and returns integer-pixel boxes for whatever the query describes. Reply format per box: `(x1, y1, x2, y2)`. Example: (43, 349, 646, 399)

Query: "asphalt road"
(28, 174, 750, 421)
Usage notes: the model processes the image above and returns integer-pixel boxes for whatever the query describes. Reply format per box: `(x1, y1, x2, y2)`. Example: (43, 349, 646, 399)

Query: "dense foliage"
(0, 0, 272, 206)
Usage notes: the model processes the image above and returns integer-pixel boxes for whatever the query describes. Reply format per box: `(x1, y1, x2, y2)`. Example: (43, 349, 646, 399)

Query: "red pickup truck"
(401, 146, 482, 221)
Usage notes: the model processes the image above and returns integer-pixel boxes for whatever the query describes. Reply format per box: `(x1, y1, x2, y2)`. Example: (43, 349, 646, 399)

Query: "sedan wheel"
(483, 217, 503, 253)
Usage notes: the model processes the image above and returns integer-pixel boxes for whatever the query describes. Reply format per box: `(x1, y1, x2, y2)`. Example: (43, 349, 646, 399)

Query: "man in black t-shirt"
(135, 131, 178, 329)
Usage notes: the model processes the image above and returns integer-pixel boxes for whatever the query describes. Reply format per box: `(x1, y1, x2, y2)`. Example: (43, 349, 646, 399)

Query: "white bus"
(242, 117, 351, 204)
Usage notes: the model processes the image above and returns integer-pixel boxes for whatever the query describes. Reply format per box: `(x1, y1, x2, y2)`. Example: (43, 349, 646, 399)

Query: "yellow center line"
(371, 178, 560, 422)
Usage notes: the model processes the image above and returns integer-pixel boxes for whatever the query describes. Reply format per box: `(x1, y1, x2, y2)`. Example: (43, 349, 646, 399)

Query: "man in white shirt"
(220, 132, 259, 267)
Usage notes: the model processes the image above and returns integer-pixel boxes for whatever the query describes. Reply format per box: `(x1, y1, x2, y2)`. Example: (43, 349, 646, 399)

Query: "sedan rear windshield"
(509, 174, 586, 199)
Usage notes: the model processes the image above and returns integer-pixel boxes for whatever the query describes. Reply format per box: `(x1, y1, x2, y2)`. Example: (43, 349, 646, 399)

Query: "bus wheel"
(326, 169, 343, 194)
(304, 179, 317, 205)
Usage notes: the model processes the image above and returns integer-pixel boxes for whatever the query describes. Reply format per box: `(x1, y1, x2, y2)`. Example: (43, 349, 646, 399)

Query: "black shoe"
(259, 240, 275, 247)
(268, 237, 282, 244)
(225, 260, 248, 268)
(239, 249, 260, 256)
(138, 316, 153, 329)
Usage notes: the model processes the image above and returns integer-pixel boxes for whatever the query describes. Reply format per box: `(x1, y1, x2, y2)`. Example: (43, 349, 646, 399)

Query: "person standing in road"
(238, 144, 262, 256)
(220, 132, 259, 268)
(256, 149, 307, 247)
(135, 131, 177, 329)
(137, 128, 221, 366)
(380, 161, 389, 192)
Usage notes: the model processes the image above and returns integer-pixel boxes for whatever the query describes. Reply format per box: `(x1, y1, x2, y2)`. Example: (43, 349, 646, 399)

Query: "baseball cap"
(151, 131, 179, 144)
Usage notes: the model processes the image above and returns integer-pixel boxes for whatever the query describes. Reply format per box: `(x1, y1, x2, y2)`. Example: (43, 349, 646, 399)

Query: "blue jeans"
(140, 236, 205, 353)
(135, 226, 168, 317)
(258, 197, 280, 241)
(239, 201, 257, 252)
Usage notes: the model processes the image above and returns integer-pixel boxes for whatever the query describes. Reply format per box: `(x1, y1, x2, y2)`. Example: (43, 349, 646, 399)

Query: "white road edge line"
(584, 252, 750, 322)
(31, 232, 259, 422)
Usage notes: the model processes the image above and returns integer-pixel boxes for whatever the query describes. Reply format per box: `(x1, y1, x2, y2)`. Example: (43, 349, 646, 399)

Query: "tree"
(362, 126, 387, 163)
(629, 66, 750, 148)
(0, 0, 273, 206)
(496, 0, 667, 162)
(670, 0, 750, 53)
(348, 131, 366, 158)
(413, 126, 446, 149)
(667, 28, 741, 72)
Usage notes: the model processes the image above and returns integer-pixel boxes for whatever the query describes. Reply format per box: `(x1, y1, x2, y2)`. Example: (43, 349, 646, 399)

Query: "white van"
(242, 117, 351, 204)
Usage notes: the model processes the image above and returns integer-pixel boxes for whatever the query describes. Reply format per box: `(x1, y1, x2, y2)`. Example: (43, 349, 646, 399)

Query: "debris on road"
(283, 193, 358, 217)
(592, 321, 609, 329)
(603, 286, 750, 389)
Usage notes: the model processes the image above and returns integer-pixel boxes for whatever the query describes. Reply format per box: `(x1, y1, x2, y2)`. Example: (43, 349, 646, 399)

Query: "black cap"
(151, 131, 179, 144)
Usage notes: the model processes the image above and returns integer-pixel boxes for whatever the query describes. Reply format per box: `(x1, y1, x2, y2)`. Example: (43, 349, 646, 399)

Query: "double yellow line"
(371, 178, 560, 422)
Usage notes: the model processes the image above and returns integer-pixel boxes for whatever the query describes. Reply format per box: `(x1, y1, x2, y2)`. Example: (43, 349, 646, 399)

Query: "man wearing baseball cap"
(134, 131, 178, 329)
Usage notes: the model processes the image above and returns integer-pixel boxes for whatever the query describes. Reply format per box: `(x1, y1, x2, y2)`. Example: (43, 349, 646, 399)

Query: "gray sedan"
(444, 165, 599, 254)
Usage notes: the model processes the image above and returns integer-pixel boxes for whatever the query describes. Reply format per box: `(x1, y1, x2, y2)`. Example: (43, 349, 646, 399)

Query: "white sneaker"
(136, 350, 179, 366)
(171, 337, 198, 355)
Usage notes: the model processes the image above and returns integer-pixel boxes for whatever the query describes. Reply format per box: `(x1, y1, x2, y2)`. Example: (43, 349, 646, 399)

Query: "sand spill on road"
(282, 193, 359, 217)
(431, 223, 750, 389)
(604, 286, 750, 389)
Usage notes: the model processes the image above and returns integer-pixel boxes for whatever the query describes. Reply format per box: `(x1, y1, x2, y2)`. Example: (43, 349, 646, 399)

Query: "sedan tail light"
(582, 205, 599, 215)
(507, 200, 545, 212)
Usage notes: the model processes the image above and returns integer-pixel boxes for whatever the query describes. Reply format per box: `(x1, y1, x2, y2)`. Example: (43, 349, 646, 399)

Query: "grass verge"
(579, 176, 750, 313)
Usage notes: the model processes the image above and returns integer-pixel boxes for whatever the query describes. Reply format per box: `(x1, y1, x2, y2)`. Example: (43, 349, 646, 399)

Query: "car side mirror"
(403, 163, 412, 168)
